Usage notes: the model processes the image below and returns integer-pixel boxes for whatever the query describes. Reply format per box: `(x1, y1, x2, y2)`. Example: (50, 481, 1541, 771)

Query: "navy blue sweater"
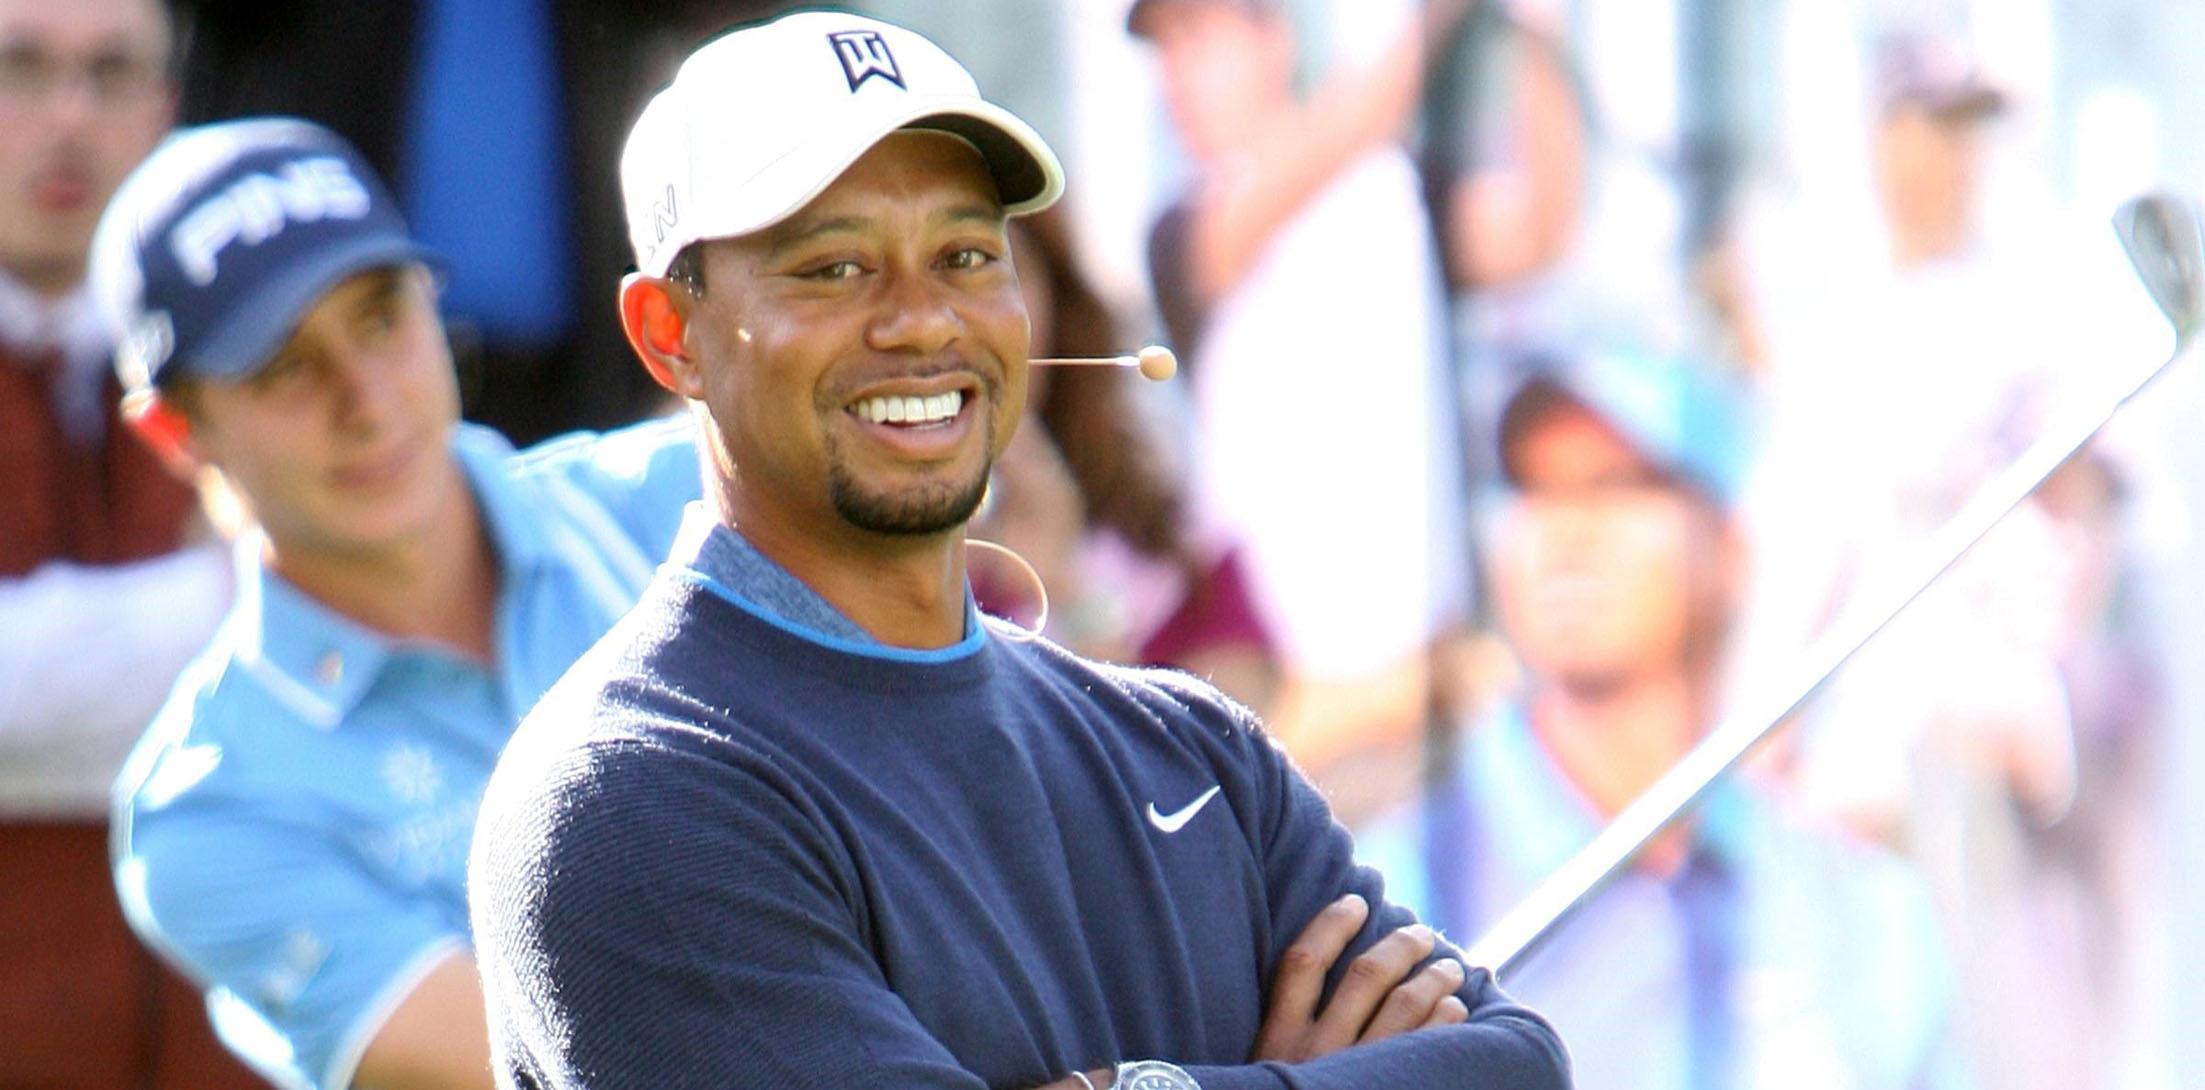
(470, 541, 1568, 1090)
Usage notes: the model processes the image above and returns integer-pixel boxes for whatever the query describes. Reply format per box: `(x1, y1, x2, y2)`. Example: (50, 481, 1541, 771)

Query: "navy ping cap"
(91, 117, 437, 391)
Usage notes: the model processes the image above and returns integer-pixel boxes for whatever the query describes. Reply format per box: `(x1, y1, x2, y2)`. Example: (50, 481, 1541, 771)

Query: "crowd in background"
(4, 0, 2201, 1087)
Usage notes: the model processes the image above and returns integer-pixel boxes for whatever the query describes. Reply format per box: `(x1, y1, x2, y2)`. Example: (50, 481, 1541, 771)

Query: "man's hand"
(1250, 894, 1470, 1063)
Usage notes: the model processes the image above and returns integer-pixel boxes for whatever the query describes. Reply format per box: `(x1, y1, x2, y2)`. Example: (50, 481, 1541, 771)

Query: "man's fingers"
(1307, 922, 1439, 1051)
(1419, 995, 1471, 1031)
(1362, 957, 1466, 1041)
(1252, 894, 1368, 1058)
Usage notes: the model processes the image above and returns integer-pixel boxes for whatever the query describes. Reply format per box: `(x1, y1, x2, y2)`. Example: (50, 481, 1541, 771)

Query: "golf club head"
(2114, 193, 2205, 341)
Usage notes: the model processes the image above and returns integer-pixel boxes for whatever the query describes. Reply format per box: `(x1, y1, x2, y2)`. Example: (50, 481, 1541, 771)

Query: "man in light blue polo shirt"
(89, 118, 700, 1090)
(1359, 348, 1970, 1090)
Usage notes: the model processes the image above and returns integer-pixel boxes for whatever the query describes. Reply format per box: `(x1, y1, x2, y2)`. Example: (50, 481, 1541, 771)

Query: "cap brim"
(182, 234, 441, 383)
(1497, 376, 1575, 487)
(659, 95, 1064, 276)
(1925, 85, 2008, 119)
(1126, 0, 1164, 37)
(1498, 368, 1740, 506)
(1887, 83, 2008, 121)
(1127, 0, 1274, 37)
(909, 110, 1055, 215)
(1499, 373, 1684, 492)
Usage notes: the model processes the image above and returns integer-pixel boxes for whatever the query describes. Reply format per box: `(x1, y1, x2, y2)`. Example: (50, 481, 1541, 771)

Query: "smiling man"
(93, 118, 700, 1090)
(467, 12, 1567, 1090)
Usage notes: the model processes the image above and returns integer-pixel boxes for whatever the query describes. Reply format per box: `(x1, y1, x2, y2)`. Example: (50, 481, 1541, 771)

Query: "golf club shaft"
(1463, 335, 2195, 978)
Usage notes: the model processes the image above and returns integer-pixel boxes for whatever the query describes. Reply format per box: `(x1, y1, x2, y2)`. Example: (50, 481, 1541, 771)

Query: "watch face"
(1125, 1077, 1192, 1090)
(1117, 1060, 1200, 1090)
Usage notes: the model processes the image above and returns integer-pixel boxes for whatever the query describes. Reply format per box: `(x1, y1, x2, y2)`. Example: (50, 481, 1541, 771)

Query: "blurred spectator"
(93, 118, 699, 1089)
(1426, 4, 1584, 294)
(0, 0, 255, 1084)
(164, 0, 791, 444)
(970, 216, 1277, 711)
(1421, 1, 1589, 493)
(1133, 0, 1474, 802)
(1734, 22, 2166, 1090)
(1359, 348, 1968, 1090)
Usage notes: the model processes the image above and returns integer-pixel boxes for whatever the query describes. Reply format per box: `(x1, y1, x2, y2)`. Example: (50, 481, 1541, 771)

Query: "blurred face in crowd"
(1874, 102, 1990, 264)
(164, 266, 467, 563)
(1144, 2, 1294, 162)
(0, 0, 171, 296)
(1491, 400, 1729, 696)
(674, 131, 1029, 547)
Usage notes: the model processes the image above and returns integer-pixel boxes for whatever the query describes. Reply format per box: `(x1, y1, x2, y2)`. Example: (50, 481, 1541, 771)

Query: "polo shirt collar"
(454, 423, 559, 576)
(0, 268, 105, 364)
(231, 425, 526, 728)
(229, 530, 392, 730)
(0, 269, 120, 443)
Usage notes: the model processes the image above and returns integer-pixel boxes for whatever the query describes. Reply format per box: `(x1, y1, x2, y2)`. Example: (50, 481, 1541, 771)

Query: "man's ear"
(619, 273, 704, 399)
(120, 386, 204, 483)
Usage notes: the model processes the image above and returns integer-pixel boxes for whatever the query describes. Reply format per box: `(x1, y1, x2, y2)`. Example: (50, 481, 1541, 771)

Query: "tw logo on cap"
(828, 30, 904, 92)
(168, 156, 372, 287)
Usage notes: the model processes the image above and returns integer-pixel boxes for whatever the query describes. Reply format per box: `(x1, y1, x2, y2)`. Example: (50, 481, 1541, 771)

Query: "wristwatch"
(1111, 1060, 1201, 1090)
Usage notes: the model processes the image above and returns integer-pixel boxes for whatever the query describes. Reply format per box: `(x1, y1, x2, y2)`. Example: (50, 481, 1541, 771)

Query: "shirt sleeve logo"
(828, 30, 904, 92)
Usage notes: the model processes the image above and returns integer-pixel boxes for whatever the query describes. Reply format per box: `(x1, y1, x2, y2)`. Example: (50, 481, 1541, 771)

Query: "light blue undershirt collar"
(666, 504, 985, 664)
(234, 425, 540, 726)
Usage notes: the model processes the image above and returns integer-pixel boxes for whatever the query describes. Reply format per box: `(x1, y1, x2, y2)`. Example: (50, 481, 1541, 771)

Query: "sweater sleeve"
(471, 736, 996, 1090)
(1169, 694, 1572, 1090)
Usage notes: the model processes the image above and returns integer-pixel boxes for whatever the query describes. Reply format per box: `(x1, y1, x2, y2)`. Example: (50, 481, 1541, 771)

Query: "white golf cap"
(621, 11, 1066, 278)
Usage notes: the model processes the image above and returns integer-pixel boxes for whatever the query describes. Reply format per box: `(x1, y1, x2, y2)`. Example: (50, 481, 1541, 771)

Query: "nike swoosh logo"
(1146, 785, 1223, 834)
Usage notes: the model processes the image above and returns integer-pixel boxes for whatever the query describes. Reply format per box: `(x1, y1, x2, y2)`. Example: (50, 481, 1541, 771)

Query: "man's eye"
(358, 303, 400, 338)
(249, 358, 309, 393)
(0, 47, 52, 96)
(802, 260, 862, 281)
(946, 248, 996, 270)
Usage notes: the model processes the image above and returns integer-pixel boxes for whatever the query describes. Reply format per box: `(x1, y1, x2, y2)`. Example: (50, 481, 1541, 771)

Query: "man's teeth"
(854, 390, 963, 425)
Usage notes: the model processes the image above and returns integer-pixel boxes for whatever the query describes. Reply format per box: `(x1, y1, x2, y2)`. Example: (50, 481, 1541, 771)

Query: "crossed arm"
(1042, 894, 1477, 1089)
(372, 890, 1480, 1090)
(470, 726, 1567, 1090)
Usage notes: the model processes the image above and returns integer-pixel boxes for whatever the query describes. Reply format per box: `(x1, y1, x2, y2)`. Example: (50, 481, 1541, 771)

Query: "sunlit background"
(13, 0, 2204, 1085)
(993, 1, 2205, 1086)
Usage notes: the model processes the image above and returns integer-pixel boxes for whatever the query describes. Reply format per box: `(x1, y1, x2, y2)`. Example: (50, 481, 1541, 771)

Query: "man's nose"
(41, 76, 103, 130)
(328, 350, 402, 431)
(865, 270, 961, 356)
